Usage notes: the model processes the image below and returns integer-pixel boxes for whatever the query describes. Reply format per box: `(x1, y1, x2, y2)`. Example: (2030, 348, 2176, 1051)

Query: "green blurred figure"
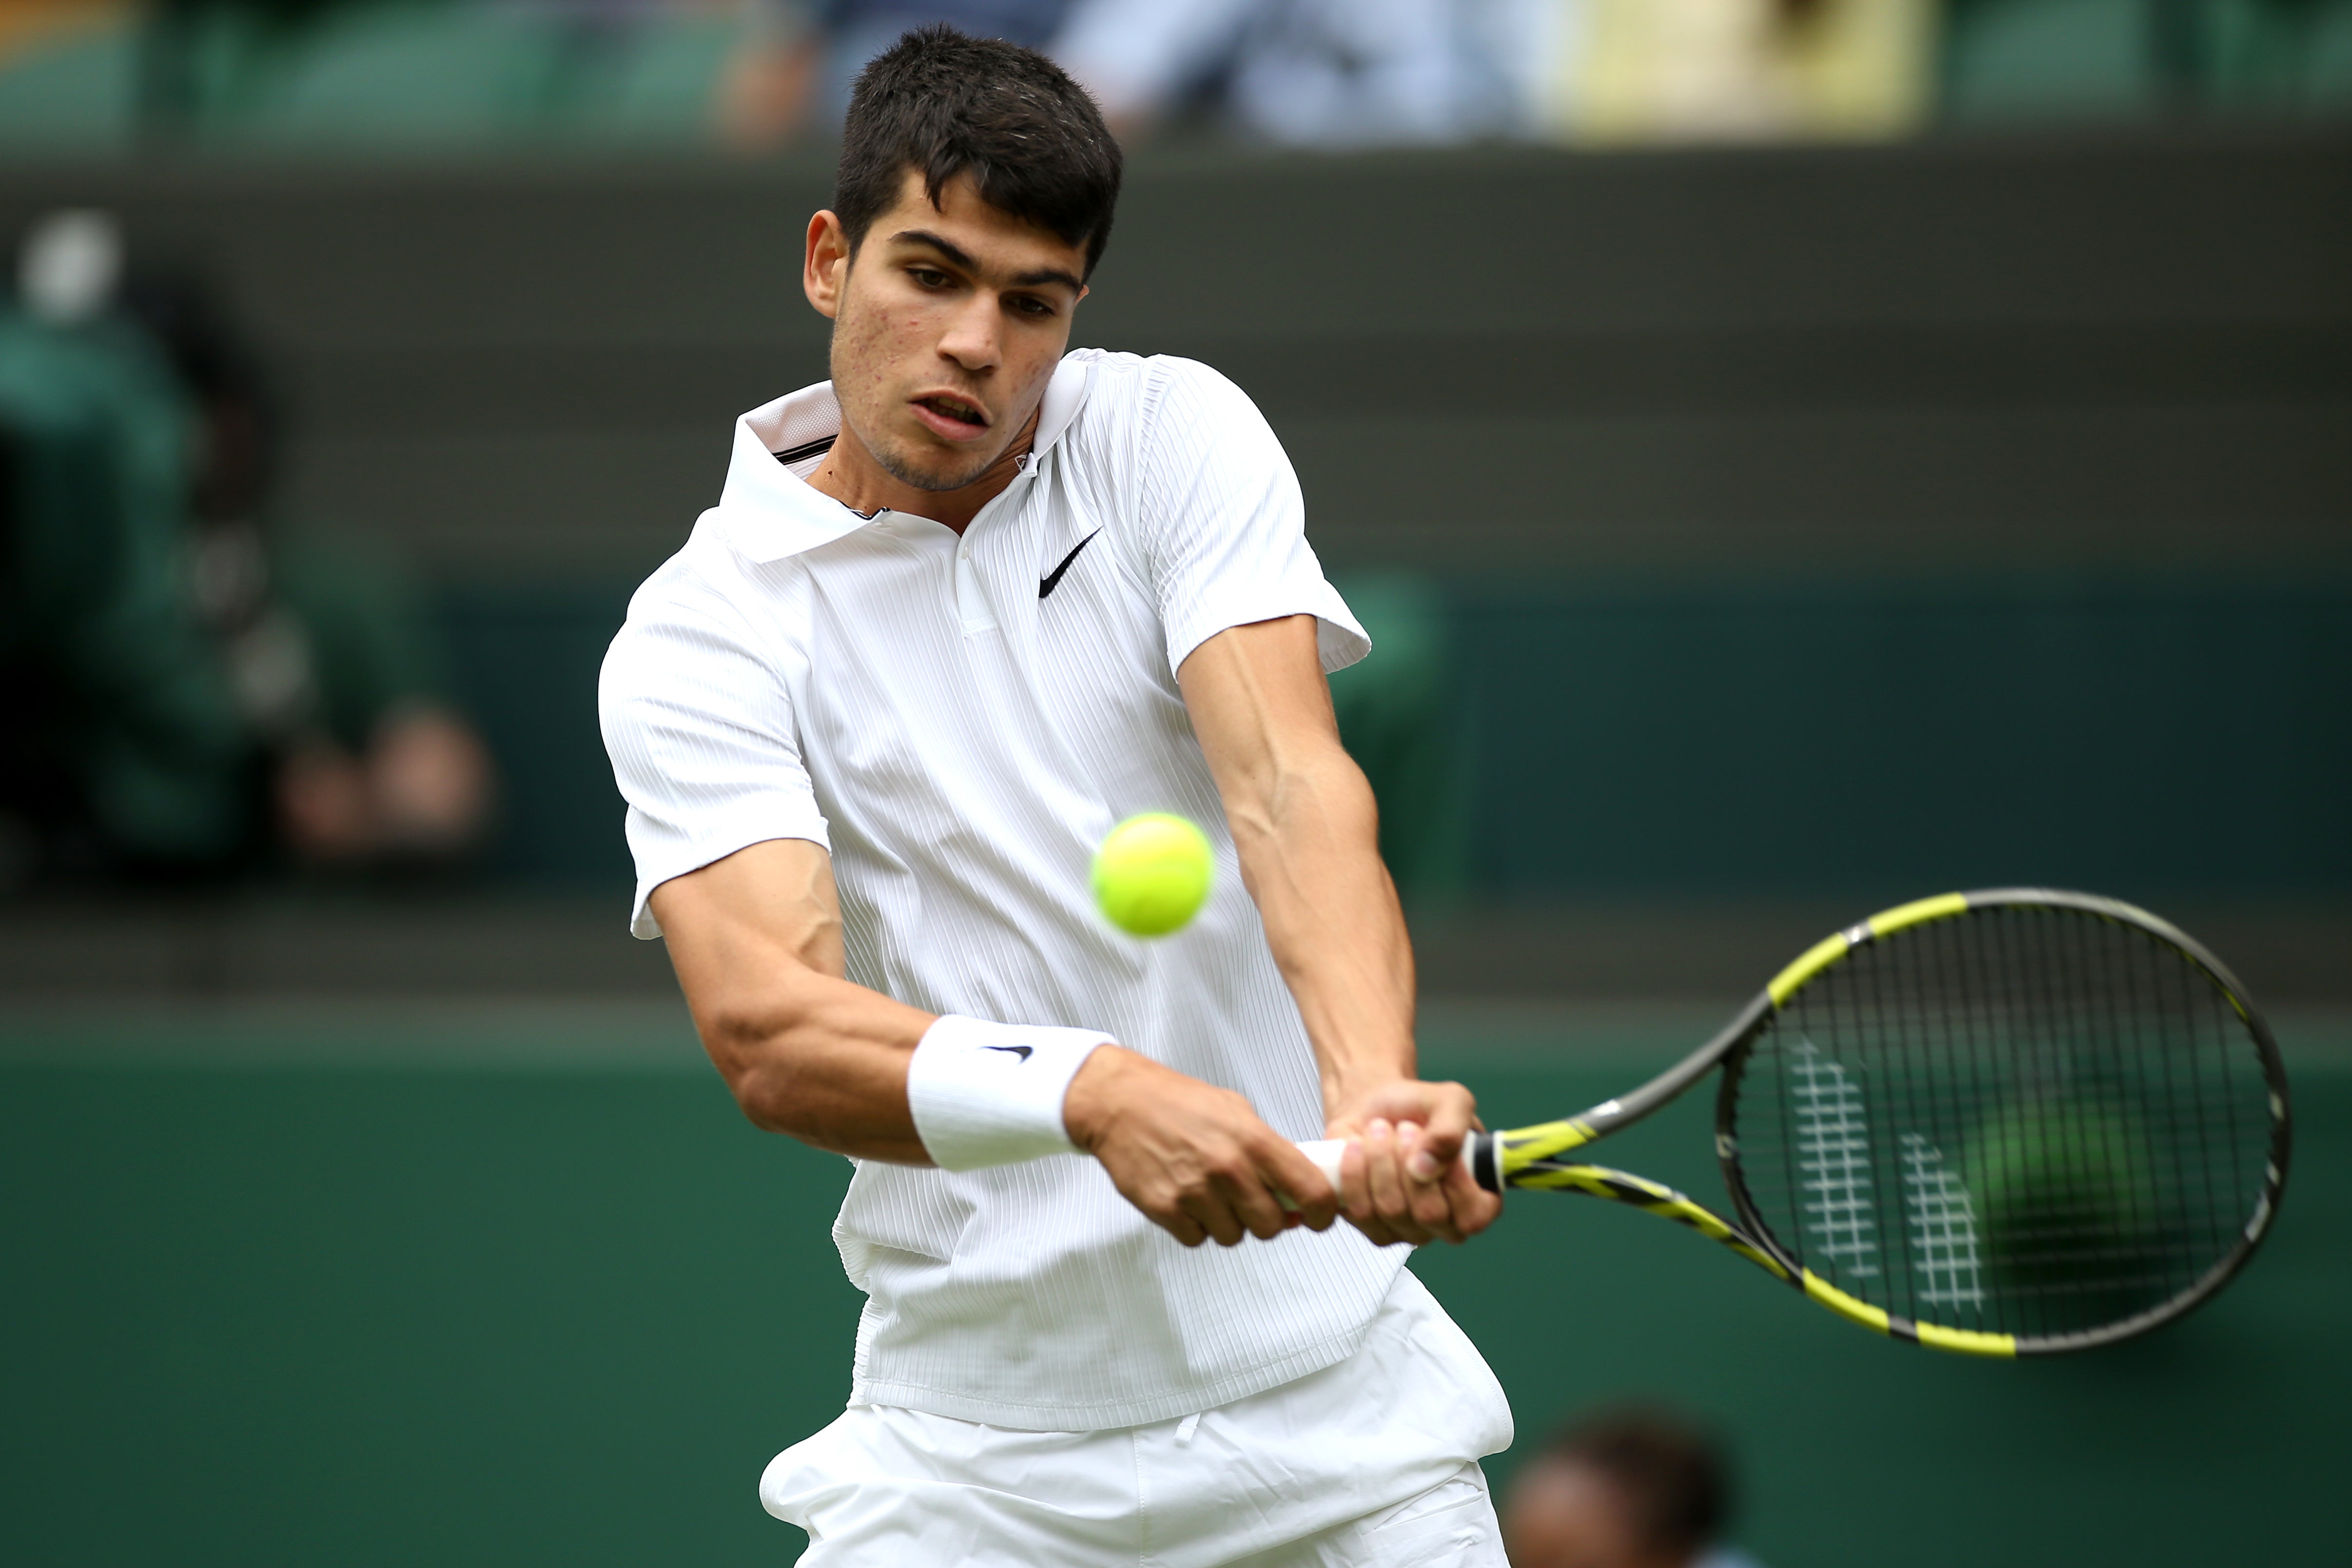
(0, 236, 248, 880)
(0, 210, 492, 886)
(1326, 571, 1470, 908)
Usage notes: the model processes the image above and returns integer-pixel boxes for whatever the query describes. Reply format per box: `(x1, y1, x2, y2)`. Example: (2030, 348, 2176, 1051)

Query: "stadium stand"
(4, 0, 2352, 150)
(0, 134, 2344, 999)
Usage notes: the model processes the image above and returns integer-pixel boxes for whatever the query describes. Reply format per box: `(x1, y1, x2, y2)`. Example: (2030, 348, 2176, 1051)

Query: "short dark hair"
(1545, 1409, 1730, 1559)
(835, 25, 1122, 279)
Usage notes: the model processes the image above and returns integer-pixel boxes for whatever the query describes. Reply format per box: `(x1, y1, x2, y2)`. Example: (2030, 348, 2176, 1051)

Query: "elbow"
(728, 1063, 801, 1136)
(1234, 747, 1377, 851)
(702, 1005, 805, 1135)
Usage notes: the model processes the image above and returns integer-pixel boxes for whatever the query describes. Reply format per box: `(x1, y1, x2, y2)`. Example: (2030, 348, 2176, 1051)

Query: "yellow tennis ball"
(1092, 813, 1214, 937)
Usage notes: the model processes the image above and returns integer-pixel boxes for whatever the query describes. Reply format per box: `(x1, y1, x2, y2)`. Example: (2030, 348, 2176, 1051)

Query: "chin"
(877, 438, 998, 494)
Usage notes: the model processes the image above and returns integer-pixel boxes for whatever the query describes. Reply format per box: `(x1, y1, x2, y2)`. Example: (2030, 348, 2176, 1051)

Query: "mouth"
(910, 391, 991, 441)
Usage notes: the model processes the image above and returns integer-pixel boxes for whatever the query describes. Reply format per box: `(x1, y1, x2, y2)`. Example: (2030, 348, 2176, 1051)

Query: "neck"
(808, 405, 1042, 535)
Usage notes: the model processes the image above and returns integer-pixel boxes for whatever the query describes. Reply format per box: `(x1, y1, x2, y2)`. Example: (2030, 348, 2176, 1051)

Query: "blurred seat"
(211, 1, 568, 144)
(588, 11, 735, 141)
(2320, 2, 2352, 102)
(2203, 0, 2352, 111)
(66, 0, 738, 149)
(1940, 0, 2176, 122)
(1942, 0, 2352, 121)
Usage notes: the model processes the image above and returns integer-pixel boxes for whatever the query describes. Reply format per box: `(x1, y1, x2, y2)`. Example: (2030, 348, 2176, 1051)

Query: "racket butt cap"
(1467, 1131, 1499, 1192)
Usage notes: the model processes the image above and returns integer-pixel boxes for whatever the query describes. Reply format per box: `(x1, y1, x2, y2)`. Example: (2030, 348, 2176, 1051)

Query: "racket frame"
(1463, 887, 2293, 1357)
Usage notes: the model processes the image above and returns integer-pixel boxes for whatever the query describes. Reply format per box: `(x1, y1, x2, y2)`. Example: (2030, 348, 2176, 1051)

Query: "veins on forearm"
(1235, 754, 1415, 1102)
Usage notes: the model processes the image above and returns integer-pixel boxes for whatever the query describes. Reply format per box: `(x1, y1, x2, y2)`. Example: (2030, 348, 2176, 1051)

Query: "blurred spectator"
(114, 226, 495, 870)
(1, 210, 493, 885)
(1054, 0, 1544, 144)
(719, 0, 1076, 145)
(0, 213, 247, 886)
(1053, 0, 1932, 147)
(1563, 0, 1935, 142)
(1501, 1408, 1763, 1568)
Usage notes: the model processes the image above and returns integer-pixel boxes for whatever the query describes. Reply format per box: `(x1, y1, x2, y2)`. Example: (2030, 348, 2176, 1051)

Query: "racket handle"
(1288, 1134, 1492, 1199)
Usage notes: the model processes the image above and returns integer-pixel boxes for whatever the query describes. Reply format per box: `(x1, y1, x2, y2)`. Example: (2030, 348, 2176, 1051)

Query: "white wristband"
(905, 1015, 1112, 1172)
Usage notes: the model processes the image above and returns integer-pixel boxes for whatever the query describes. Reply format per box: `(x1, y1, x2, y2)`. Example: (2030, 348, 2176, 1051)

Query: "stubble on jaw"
(859, 413, 1021, 494)
(871, 404, 1041, 495)
(827, 294, 1043, 496)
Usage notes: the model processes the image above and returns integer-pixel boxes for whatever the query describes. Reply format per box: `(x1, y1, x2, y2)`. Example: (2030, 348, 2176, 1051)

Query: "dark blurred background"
(0, 3, 2347, 1566)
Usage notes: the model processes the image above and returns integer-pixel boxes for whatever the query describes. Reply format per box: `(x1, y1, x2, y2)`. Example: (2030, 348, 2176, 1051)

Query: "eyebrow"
(891, 229, 1084, 295)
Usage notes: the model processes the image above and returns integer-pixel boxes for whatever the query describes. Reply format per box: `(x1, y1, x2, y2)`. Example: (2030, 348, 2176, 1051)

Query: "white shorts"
(762, 1268, 1513, 1567)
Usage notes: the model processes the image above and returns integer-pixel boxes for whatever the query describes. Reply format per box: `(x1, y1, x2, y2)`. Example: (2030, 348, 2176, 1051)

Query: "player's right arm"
(651, 837, 933, 1163)
(650, 837, 1338, 1246)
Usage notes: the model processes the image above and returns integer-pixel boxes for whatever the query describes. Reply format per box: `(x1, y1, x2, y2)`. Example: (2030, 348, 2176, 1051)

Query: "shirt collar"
(715, 352, 1095, 565)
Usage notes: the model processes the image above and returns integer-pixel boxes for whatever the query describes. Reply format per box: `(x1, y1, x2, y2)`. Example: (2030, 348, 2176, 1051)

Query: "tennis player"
(600, 25, 1509, 1565)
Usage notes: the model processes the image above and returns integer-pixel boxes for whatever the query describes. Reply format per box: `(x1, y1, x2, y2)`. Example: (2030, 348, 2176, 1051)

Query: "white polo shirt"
(600, 349, 1405, 1432)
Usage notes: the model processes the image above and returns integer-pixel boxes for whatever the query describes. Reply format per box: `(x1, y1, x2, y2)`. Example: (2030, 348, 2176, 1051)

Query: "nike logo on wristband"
(1039, 530, 1101, 599)
(981, 1044, 1035, 1062)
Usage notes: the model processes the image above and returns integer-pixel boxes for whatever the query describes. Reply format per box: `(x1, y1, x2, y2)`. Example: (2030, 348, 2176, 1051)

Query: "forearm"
(687, 961, 939, 1161)
(651, 844, 937, 1161)
(1227, 744, 1417, 1119)
(656, 839, 1125, 1167)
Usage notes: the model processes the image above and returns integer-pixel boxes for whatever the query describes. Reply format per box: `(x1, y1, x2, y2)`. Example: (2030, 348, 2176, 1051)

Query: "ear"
(804, 210, 851, 320)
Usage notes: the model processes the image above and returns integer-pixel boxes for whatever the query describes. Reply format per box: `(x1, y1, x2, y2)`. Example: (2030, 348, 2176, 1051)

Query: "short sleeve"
(599, 575, 829, 939)
(1130, 359, 1369, 677)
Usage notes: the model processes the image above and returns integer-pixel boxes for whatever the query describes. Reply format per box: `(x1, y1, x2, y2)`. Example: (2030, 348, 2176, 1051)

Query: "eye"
(909, 267, 952, 289)
(1009, 295, 1055, 318)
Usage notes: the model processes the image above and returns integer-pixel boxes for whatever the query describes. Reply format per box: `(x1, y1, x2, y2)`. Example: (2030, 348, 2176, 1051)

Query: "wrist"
(905, 1015, 1111, 1171)
(1060, 1043, 1146, 1155)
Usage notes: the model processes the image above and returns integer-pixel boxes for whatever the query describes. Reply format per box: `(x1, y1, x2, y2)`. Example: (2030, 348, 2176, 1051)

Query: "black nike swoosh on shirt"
(981, 1044, 1035, 1062)
(1038, 530, 1102, 599)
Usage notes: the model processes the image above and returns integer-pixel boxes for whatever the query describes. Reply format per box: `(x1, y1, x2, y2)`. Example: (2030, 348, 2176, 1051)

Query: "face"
(804, 167, 1089, 494)
(1501, 1462, 1690, 1568)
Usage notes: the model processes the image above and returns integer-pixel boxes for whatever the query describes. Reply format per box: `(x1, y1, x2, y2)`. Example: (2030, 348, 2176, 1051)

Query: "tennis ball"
(1092, 813, 1213, 937)
(1966, 1098, 2159, 1319)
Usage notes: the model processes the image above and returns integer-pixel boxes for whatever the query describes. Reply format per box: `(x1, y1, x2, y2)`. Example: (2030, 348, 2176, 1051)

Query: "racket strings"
(1729, 906, 2274, 1343)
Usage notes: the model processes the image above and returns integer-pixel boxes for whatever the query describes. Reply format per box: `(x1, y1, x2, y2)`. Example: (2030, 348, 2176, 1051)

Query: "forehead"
(866, 167, 1088, 277)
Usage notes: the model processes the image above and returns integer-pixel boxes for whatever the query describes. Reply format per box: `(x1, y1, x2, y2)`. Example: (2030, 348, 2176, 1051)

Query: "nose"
(936, 290, 1000, 374)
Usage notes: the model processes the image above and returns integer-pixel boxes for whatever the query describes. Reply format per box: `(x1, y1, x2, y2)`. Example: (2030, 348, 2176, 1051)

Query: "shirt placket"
(950, 460, 1048, 638)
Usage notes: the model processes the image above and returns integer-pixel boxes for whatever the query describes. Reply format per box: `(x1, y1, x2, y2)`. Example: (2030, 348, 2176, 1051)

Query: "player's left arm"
(1178, 613, 1500, 1246)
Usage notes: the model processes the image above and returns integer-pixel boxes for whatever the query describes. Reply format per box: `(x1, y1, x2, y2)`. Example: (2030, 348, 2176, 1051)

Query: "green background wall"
(5, 1009, 2343, 1566)
(1452, 576, 2352, 900)
(4, 140, 2343, 905)
(433, 575, 2352, 899)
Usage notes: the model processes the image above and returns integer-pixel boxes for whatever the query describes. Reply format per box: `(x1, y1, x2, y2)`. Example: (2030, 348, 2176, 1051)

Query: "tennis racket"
(1300, 889, 2291, 1357)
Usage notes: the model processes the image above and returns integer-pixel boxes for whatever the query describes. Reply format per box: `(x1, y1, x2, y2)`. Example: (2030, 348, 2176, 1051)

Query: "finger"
(1339, 1136, 1372, 1222)
(1219, 1163, 1295, 1243)
(1264, 1139, 1339, 1230)
(1398, 1123, 1460, 1242)
(1340, 1146, 1402, 1246)
(1180, 1189, 1247, 1248)
(1337, 1137, 1388, 1241)
(1363, 1119, 1432, 1245)
(1337, 1139, 1407, 1246)
(1407, 1085, 1477, 1183)
(1154, 1204, 1209, 1248)
(1441, 1158, 1504, 1240)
